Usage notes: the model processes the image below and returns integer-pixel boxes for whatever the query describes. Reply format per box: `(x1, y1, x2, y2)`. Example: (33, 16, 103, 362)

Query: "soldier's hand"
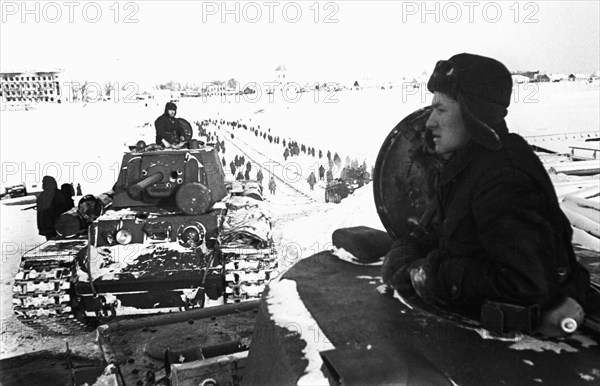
(409, 249, 448, 305)
(382, 245, 422, 292)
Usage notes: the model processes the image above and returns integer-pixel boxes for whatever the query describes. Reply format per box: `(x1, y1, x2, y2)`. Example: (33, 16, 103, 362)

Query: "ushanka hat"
(166, 101, 177, 111)
(427, 53, 513, 150)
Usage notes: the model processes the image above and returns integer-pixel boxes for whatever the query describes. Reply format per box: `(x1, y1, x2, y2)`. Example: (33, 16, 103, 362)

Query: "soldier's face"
(426, 92, 471, 155)
(168, 109, 176, 118)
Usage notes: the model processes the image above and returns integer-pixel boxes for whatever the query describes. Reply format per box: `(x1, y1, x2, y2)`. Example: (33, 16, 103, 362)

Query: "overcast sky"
(1, 1, 599, 86)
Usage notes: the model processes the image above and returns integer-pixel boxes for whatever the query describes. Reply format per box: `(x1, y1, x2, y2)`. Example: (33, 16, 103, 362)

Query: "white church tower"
(274, 65, 291, 91)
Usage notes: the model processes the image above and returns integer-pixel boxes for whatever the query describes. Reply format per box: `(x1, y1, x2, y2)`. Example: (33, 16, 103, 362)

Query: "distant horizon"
(2, 65, 598, 91)
(2, 1, 598, 85)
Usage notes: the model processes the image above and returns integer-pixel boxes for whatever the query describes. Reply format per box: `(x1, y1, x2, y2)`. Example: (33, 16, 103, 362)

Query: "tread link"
(12, 259, 96, 336)
(223, 246, 278, 303)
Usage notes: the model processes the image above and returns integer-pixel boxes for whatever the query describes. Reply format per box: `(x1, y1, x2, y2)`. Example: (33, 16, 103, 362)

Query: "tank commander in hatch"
(382, 53, 594, 318)
(155, 101, 187, 146)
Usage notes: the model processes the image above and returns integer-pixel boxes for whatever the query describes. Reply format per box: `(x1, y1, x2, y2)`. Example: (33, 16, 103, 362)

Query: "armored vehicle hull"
(243, 107, 600, 385)
(13, 143, 277, 333)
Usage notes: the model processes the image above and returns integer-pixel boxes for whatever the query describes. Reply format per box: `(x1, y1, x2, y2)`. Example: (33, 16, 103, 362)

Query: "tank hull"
(245, 251, 600, 385)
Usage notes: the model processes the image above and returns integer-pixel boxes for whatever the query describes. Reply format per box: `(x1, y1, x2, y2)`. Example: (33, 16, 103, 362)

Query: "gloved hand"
(409, 249, 447, 305)
(382, 245, 423, 291)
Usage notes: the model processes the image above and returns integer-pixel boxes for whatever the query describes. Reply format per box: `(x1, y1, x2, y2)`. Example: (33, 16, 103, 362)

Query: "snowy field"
(1, 81, 599, 192)
(0, 81, 599, 359)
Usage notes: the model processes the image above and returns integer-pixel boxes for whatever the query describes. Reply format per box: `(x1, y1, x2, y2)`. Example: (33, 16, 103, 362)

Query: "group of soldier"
(35, 178, 83, 240)
(196, 119, 279, 196)
(212, 117, 373, 194)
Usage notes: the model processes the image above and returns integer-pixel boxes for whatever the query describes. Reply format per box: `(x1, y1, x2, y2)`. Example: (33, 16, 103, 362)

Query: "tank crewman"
(382, 54, 592, 315)
(154, 102, 186, 145)
(55, 194, 106, 238)
(77, 195, 104, 226)
(319, 165, 325, 181)
(37, 176, 74, 240)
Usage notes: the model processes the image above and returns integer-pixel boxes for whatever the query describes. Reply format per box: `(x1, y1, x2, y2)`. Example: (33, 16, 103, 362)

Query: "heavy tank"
(13, 140, 277, 333)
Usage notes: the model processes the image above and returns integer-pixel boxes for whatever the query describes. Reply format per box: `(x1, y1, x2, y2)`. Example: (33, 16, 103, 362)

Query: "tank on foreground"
(13, 140, 277, 334)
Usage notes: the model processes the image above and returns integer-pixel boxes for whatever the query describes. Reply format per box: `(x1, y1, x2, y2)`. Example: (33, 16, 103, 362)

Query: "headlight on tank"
(116, 229, 133, 245)
(182, 227, 200, 245)
(177, 222, 205, 248)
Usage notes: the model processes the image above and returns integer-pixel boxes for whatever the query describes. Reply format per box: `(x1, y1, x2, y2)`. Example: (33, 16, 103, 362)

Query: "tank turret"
(111, 143, 227, 213)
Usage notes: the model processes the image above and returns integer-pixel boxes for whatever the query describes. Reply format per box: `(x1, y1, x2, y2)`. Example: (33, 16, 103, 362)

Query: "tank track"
(12, 247, 96, 336)
(223, 246, 278, 303)
(13, 242, 277, 336)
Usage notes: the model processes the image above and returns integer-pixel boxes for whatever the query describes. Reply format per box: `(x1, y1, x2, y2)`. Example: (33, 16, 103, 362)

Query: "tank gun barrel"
(128, 172, 164, 200)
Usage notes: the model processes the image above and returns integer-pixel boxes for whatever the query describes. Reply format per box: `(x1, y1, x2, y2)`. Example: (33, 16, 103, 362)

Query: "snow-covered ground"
(0, 82, 598, 359)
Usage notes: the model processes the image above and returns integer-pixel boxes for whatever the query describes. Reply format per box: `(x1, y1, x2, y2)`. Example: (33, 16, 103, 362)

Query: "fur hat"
(427, 53, 513, 150)
(165, 102, 177, 112)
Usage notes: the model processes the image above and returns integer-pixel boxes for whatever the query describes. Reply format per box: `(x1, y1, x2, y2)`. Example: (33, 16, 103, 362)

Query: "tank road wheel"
(95, 306, 117, 323)
(68, 289, 100, 330)
(94, 296, 117, 322)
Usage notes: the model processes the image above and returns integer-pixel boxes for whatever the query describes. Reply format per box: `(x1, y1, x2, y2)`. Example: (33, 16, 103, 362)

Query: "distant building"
(273, 65, 296, 91)
(548, 73, 567, 82)
(1, 70, 62, 104)
(512, 74, 530, 84)
(275, 65, 288, 83)
(513, 71, 539, 80)
(534, 74, 551, 82)
(568, 73, 590, 82)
